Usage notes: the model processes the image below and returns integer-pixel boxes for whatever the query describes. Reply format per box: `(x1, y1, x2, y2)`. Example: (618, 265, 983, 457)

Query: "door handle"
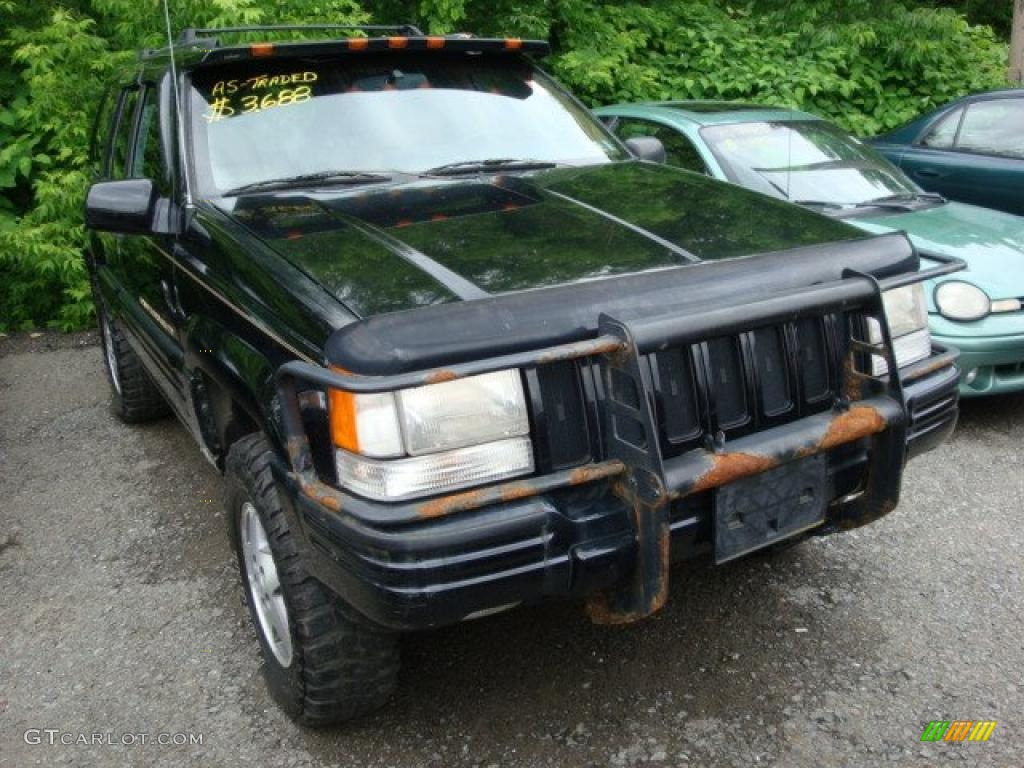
(161, 278, 187, 324)
(915, 168, 942, 178)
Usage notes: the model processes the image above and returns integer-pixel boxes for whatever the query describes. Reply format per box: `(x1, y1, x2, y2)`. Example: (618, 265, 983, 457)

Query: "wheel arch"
(184, 318, 285, 470)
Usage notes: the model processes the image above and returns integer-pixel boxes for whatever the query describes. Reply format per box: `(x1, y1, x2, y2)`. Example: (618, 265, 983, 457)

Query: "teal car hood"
(853, 201, 1024, 337)
(854, 201, 1024, 298)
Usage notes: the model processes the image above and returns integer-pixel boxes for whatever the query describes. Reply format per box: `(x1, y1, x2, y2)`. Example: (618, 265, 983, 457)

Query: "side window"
(131, 87, 170, 191)
(108, 87, 141, 179)
(919, 107, 962, 149)
(615, 118, 708, 174)
(956, 99, 1024, 159)
(89, 89, 118, 177)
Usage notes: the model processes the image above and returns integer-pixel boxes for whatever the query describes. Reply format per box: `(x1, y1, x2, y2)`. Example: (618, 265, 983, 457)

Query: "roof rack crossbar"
(178, 23, 424, 44)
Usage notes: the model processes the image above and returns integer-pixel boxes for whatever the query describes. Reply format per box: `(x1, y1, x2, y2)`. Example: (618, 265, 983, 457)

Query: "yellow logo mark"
(968, 721, 997, 742)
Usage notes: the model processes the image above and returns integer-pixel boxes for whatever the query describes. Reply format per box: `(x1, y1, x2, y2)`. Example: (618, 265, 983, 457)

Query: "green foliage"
(398, 0, 1008, 135)
(0, 0, 1011, 330)
(0, 10, 116, 330)
(0, 0, 368, 330)
(923, 0, 1014, 38)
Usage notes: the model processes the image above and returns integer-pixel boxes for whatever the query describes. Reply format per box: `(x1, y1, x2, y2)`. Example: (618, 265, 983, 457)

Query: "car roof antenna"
(161, 0, 192, 207)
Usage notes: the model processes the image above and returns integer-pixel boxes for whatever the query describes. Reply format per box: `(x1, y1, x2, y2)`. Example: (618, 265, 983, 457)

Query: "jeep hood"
(223, 161, 867, 317)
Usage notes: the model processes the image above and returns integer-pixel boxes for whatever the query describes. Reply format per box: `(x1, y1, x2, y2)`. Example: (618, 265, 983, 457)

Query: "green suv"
(85, 29, 960, 725)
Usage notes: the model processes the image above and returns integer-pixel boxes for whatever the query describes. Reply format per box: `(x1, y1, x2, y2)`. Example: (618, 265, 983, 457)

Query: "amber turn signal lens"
(328, 387, 359, 453)
(327, 371, 404, 458)
(250, 42, 275, 57)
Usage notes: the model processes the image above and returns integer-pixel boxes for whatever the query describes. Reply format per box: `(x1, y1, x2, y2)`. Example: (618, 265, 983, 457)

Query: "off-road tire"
(99, 309, 169, 423)
(225, 434, 400, 727)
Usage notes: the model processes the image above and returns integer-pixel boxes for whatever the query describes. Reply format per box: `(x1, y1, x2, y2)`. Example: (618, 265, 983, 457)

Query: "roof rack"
(178, 23, 424, 45)
(140, 27, 549, 62)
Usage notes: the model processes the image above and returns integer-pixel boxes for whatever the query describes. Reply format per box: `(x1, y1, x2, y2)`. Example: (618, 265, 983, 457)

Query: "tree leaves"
(0, 0, 370, 331)
(0, 0, 1011, 330)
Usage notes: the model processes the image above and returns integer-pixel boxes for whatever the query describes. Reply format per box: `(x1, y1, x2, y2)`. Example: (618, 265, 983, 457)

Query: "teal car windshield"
(188, 54, 626, 194)
(701, 120, 918, 205)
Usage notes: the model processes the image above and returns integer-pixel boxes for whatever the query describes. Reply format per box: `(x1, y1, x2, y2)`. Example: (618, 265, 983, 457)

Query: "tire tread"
(227, 434, 399, 727)
(103, 315, 169, 423)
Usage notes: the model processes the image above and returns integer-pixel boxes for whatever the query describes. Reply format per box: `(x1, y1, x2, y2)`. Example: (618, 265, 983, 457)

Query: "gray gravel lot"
(1, 333, 1022, 767)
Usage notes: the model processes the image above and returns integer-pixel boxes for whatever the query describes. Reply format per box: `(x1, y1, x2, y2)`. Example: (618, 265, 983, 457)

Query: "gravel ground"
(1, 332, 1021, 767)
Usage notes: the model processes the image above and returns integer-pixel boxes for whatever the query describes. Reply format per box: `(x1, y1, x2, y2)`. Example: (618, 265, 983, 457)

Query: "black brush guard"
(275, 259, 961, 624)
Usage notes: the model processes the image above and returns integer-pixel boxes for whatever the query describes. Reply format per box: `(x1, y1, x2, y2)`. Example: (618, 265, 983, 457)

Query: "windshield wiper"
(852, 198, 917, 212)
(868, 192, 947, 206)
(793, 198, 916, 213)
(420, 158, 558, 177)
(792, 200, 843, 209)
(222, 170, 393, 196)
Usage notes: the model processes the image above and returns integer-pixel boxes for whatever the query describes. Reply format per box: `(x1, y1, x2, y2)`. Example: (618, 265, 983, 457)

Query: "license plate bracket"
(714, 454, 828, 564)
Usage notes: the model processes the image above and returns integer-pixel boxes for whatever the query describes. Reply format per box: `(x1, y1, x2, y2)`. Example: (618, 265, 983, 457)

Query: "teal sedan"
(595, 101, 1024, 396)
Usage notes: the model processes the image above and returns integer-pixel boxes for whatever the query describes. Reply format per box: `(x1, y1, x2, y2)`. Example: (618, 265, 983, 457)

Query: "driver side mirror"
(624, 136, 667, 164)
(85, 178, 158, 235)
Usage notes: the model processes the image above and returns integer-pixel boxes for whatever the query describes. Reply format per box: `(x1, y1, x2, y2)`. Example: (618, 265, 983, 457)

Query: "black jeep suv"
(85, 25, 962, 726)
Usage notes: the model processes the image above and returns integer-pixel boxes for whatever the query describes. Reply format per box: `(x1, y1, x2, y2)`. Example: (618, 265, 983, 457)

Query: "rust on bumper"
(687, 452, 780, 496)
(587, 515, 670, 626)
(286, 458, 627, 524)
(588, 398, 902, 626)
(666, 403, 891, 501)
(811, 405, 886, 453)
(414, 459, 627, 519)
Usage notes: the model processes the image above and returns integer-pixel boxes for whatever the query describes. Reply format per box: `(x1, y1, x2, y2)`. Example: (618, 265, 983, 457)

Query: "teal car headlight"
(934, 280, 991, 322)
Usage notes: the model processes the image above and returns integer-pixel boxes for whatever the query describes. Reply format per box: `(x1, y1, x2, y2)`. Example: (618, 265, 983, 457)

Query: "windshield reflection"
(701, 120, 919, 206)
(188, 54, 625, 194)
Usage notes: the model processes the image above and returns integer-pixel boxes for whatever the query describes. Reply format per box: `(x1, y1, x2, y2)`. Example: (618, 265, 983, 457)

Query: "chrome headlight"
(329, 370, 534, 501)
(934, 280, 991, 322)
(867, 283, 931, 375)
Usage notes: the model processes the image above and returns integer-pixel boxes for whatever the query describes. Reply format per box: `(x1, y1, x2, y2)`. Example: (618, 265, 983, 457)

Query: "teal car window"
(920, 107, 963, 149)
(955, 99, 1024, 159)
(188, 55, 626, 194)
(614, 117, 708, 174)
(701, 120, 917, 205)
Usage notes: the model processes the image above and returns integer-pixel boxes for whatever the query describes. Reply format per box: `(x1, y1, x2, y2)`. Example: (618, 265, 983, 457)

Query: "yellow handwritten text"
(210, 71, 318, 97)
(239, 86, 313, 114)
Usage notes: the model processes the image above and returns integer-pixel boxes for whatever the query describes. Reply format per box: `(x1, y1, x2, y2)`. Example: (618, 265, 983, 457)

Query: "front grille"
(648, 314, 845, 458)
(526, 361, 593, 473)
(530, 313, 851, 469)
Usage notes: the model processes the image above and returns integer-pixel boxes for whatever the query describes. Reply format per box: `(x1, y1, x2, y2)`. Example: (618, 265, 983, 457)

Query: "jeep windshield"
(700, 119, 927, 210)
(187, 54, 626, 195)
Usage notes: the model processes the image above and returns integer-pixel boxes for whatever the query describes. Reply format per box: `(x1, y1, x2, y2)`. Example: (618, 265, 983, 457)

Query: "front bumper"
(932, 331, 1024, 397)
(274, 266, 961, 631)
(901, 345, 960, 458)
(276, 385, 945, 631)
(274, 459, 635, 630)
